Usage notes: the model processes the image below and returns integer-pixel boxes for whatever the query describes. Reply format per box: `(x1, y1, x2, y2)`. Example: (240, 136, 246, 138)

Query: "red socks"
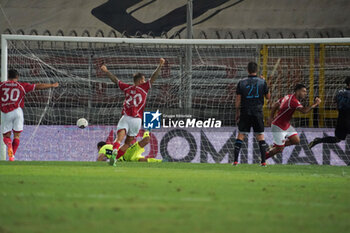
(12, 138, 20, 155)
(3, 137, 12, 148)
(113, 141, 126, 159)
(113, 141, 120, 150)
(116, 149, 126, 159)
(3, 137, 20, 155)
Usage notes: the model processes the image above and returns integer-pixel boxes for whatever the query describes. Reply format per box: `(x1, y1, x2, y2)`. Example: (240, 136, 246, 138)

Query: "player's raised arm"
(100, 64, 119, 84)
(35, 82, 59, 90)
(297, 97, 321, 114)
(150, 58, 165, 85)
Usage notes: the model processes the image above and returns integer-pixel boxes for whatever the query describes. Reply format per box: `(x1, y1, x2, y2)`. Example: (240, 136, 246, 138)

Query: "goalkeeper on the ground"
(97, 131, 161, 165)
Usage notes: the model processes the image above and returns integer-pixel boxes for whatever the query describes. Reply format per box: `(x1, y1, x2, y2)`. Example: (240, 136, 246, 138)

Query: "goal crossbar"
(2, 34, 350, 45)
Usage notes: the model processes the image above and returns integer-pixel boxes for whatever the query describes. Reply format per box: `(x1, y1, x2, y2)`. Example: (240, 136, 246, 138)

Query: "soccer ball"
(77, 118, 88, 129)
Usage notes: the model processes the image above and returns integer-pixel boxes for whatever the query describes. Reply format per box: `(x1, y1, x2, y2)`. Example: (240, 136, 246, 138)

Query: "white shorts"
(271, 124, 298, 147)
(1, 108, 24, 134)
(117, 115, 142, 137)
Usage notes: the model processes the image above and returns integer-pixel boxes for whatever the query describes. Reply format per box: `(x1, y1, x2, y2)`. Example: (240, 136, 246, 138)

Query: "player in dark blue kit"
(233, 62, 271, 166)
(309, 77, 350, 148)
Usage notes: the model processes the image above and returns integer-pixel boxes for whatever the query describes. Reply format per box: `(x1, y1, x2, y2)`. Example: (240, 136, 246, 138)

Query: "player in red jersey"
(266, 84, 321, 159)
(0, 69, 59, 161)
(100, 58, 165, 159)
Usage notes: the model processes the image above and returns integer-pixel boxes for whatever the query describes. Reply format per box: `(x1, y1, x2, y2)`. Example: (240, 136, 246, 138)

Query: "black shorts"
(335, 114, 350, 140)
(238, 113, 264, 133)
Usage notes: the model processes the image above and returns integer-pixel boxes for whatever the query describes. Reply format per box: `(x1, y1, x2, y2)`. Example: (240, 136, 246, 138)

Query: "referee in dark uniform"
(309, 76, 350, 149)
(234, 62, 271, 166)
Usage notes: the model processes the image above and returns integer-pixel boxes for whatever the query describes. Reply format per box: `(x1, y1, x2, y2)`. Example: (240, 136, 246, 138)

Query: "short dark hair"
(8, 69, 19, 79)
(247, 62, 258, 74)
(345, 77, 350, 86)
(97, 141, 106, 149)
(133, 73, 144, 83)
(294, 84, 307, 92)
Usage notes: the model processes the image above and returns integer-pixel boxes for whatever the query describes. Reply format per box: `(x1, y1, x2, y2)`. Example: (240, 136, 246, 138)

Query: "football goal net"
(1, 35, 349, 165)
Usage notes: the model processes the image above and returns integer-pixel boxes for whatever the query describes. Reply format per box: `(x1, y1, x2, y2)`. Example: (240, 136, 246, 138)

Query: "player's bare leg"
(233, 133, 245, 166)
(113, 129, 126, 151)
(284, 135, 300, 147)
(266, 135, 300, 159)
(3, 132, 14, 161)
(266, 145, 284, 159)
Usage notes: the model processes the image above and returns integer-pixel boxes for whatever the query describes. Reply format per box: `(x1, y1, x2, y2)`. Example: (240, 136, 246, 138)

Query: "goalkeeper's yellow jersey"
(99, 143, 146, 162)
(98, 144, 113, 159)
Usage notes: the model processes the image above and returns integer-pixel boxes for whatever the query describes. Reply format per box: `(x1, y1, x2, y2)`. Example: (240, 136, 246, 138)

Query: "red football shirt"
(0, 81, 35, 113)
(272, 94, 303, 130)
(118, 80, 151, 118)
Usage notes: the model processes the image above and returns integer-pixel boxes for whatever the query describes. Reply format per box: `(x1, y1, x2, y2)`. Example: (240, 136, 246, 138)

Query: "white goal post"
(1, 34, 350, 163)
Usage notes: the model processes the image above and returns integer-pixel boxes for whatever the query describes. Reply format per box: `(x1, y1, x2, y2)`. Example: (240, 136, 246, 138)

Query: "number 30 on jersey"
(1, 88, 20, 102)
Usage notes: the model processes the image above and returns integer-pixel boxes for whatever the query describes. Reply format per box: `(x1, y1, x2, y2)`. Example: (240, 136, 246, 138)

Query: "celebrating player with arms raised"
(100, 58, 165, 159)
(266, 84, 321, 159)
(0, 69, 59, 161)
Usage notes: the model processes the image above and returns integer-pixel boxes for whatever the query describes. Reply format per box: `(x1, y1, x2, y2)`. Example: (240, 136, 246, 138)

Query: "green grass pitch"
(0, 162, 349, 233)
